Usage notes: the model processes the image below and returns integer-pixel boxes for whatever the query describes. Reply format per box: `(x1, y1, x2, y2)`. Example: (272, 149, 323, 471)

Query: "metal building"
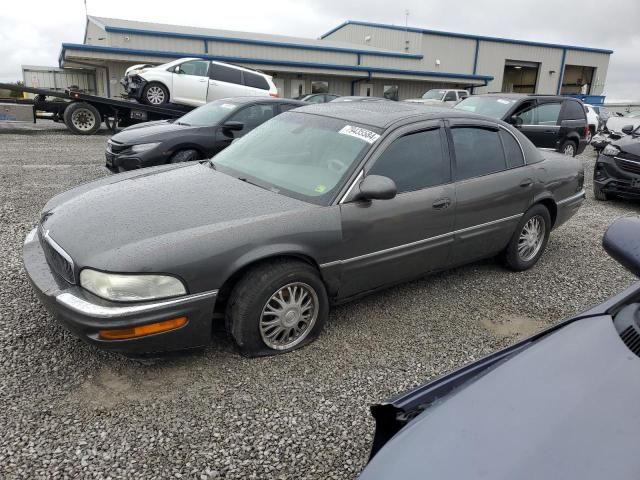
(56, 16, 612, 101)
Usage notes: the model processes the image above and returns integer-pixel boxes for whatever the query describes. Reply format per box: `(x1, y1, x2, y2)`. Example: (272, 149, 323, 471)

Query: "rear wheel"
(560, 140, 577, 157)
(586, 126, 595, 144)
(226, 259, 329, 357)
(169, 149, 200, 163)
(503, 204, 551, 271)
(142, 82, 169, 105)
(63, 102, 101, 135)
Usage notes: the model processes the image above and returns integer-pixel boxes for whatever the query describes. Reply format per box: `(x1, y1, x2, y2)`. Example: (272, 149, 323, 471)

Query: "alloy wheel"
(563, 143, 575, 156)
(259, 282, 319, 350)
(146, 86, 165, 104)
(518, 215, 545, 262)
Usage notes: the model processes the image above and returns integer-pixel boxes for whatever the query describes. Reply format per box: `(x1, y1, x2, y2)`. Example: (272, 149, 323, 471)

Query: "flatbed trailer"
(0, 82, 193, 135)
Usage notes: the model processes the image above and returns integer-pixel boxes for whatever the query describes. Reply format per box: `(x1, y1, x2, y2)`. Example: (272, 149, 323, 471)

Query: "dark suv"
(593, 124, 640, 201)
(455, 94, 588, 156)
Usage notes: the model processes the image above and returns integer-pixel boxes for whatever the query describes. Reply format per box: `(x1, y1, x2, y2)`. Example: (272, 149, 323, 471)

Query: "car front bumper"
(105, 147, 168, 173)
(23, 228, 218, 355)
(594, 154, 640, 199)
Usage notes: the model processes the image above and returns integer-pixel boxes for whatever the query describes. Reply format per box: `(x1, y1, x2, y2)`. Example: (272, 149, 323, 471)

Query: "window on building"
(383, 85, 399, 101)
(177, 60, 210, 77)
(451, 127, 506, 180)
(311, 81, 329, 94)
(210, 63, 242, 85)
(368, 128, 448, 193)
(243, 71, 270, 90)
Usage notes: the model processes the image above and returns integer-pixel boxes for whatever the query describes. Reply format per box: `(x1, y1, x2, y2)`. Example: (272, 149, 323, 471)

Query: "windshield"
(212, 113, 379, 205)
(454, 96, 518, 119)
(176, 100, 238, 127)
(421, 89, 446, 100)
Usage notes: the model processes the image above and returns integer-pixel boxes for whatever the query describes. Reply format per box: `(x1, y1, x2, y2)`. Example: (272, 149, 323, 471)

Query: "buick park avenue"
(23, 102, 585, 356)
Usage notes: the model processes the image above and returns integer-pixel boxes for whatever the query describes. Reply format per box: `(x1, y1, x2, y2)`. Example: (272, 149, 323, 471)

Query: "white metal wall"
(22, 67, 96, 94)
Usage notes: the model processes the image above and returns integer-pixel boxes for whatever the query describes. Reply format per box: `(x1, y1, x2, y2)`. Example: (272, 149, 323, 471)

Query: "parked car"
(297, 93, 340, 103)
(359, 216, 640, 480)
(455, 94, 589, 156)
(330, 96, 388, 102)
(593, 124, 640, 201)
(404, 89, 469, 106)
(605, 110, 640, 134)
(23, 102, 584, 357)
(121, 58, 278, 106)
(105, 97, 305, 172)
(590, 104, 611, 130)
(584, 104, 599, 141)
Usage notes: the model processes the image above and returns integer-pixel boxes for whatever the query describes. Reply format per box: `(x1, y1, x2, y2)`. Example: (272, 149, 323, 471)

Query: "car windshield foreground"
(23, 102, 585, 358)
(212, 113, 377, 205)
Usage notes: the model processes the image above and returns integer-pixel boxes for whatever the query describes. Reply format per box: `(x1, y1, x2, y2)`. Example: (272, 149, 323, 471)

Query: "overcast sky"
(1, 0, 637, 100)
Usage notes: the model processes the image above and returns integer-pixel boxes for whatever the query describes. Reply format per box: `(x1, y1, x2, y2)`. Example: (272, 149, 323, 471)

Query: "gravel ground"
(1, 122, 638, 479)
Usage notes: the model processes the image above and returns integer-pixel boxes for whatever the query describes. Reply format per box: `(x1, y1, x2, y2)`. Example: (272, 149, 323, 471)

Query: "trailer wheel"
(63, 102, 101, 135)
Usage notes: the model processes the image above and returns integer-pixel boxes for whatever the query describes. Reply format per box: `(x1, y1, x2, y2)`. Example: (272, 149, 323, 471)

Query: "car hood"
(40, 163, 313, 271)
(121, 119, 173, 132)
(111, 122, 209, 144)
(613, 133, 640, 157)
(360, 315, 640, 480)
(606, 116, 640, 133)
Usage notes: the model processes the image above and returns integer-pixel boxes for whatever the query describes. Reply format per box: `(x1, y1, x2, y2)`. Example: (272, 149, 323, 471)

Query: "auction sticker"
(338, 125, 380, 144)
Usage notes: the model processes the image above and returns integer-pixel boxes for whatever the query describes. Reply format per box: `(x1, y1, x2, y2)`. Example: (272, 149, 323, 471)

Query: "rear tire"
(594, 183, 609, 201)
(503, 204, 551, 271)
(560, 140, 577, 157)
(63, 102, 101, 135)
(225, 259, 329, 357)
(169, 149, 200, 163)
(142, 82, 169, 105)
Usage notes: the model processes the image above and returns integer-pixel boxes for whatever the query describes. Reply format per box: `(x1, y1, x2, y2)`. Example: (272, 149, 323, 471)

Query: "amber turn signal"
(99, 317, 187, 340)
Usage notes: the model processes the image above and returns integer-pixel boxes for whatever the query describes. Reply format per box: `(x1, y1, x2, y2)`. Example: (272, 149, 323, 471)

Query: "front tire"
(503, 205, 551, 271)
(63, 102, 101, 135)
(226, 259, 329, 357)
(169, 149, 199, 163)
(142, 82, 169, 105)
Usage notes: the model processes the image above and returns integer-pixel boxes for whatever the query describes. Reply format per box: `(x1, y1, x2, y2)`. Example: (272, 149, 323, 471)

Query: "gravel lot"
(1, 122, 638, 479)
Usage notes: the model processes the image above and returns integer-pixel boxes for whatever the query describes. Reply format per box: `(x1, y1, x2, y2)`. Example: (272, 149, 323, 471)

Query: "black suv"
(594, 124, 640, 201)
(455, 94, 588, 156)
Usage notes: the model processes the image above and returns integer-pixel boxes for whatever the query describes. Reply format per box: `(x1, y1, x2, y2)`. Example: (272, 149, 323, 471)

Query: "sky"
(1, 0, 638, 100)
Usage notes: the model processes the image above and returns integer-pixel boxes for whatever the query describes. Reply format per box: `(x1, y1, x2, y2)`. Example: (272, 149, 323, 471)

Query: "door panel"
(172, 60, 210, 106)
(290, 80, 305, 99)
(207, 63, 246, 102)
(359, 83, 373, 97)
(514, 101, 562, 149)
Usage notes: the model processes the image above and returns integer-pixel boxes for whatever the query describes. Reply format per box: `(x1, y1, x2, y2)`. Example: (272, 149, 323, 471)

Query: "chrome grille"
(38, 228, 75, 284)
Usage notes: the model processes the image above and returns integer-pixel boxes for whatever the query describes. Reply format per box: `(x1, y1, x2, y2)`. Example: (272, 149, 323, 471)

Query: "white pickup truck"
(122, 58, 278, 106)
(404, 89, 469, 106)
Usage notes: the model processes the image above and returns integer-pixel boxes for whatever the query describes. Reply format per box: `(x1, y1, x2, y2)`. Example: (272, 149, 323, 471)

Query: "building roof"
(321, 20, 614, 55)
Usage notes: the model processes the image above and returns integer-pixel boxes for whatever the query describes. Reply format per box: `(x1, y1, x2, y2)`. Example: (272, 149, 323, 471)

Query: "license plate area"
(130, 110, 148, 121)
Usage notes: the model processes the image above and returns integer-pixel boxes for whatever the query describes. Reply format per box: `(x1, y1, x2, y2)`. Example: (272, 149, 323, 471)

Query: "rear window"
(210, 64, 242, 85)
(243, 72, 270, 90)
(562, 101, 587, 120)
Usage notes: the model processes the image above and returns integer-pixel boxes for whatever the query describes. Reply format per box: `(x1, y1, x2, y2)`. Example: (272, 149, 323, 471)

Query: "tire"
(169, 149, 200, 164)
(63, 102, 101, 135)
(560, 140, 577, 157)
(142, 82, 169, 105)
(594, 183, 609, 201)
(586, 126, 595, 144)
(226, 259, 329, 357)
(503, 204, 551, 271)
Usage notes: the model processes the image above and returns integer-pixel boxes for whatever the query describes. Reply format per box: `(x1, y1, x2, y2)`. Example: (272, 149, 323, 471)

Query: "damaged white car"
(121, 58, 278, 107)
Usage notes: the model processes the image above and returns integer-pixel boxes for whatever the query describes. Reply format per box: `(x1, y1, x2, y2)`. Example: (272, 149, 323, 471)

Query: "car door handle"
(432, 198, 451, 209)
(520, 179, 534, 187)
(543, 129, 556, 134)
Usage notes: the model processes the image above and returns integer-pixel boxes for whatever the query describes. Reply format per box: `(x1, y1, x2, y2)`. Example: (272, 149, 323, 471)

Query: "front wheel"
(503, 205, 551, 271)
(169, 149, 199, 163)
(142, 82, 169, 105)
(226, 259, 329, 357)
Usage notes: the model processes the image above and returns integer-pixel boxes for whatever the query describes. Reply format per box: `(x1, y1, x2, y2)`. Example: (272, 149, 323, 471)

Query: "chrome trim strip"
(614, 156, 640, 164)
(557, 189, 586, 206)
(56, 290, 218, 319)
(44, 229, 75, 273)
(320, 213, 523, 268)
(339, 170, 363, 204)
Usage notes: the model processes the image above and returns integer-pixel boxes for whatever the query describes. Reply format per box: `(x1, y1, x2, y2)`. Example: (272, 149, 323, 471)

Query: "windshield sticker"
(220, 103, 236, 109)
(338, 125, 380, 144)
(314, 185, 327, 193)
(497, 99, 512, 105)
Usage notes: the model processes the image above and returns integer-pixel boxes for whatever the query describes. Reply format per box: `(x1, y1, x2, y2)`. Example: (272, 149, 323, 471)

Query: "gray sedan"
(23, 102, 585, 356)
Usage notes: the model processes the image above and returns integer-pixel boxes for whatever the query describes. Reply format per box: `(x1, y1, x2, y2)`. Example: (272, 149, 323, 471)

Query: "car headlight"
(602, 144, 621, 157)
(80, 269, 187, 302)
(130, 142, 160, 153)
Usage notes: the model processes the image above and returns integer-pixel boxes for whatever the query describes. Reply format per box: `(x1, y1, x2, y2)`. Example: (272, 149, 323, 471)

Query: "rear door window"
(451, 127, 507, 180)
(499, 130, 525, 168)
(562, 100, 587, 120)
(243, 72, 270, 90)
(177, 60, 210, 77)
(229, 104, 277, 131)
(444, 91, 457, 101)
(210, 64, 242, 85)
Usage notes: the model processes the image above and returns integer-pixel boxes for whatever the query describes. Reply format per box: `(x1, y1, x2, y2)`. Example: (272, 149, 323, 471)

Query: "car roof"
(294, 101, 493, 129)
(219, 96, 306, 106)
(478, 93, 578, 102)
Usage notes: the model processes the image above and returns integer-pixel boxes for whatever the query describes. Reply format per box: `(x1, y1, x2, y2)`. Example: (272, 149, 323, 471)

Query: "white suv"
(122, 58, 278, 107)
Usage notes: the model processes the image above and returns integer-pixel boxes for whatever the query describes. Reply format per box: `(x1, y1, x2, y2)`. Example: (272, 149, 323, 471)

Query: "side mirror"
(174, 66, 183, 74)
(622, 125, 635, 135)
(509, 115, 523, 127)
(603, 217, 640, 277)
(223, 121, 244, 132)
(354, 175, 397, 201)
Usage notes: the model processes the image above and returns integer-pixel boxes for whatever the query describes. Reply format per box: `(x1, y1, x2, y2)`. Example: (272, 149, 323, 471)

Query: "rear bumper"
(594, 154, 640, 199)
(555, 189, 586, 229)
(23, 228, 217, 354)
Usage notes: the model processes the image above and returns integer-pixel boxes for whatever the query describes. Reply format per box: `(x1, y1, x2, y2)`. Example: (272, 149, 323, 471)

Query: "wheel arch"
(533, 195, 558, 228)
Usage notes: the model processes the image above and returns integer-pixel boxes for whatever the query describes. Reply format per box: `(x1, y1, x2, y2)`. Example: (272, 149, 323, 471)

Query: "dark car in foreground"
(105, 97, 305, 172)
(296, 93, 340, 103)
(455, 94, 589, 156)
(24, 102, 584, 357)
(594, 124, 640, 201)
(359, 216, 640, 480)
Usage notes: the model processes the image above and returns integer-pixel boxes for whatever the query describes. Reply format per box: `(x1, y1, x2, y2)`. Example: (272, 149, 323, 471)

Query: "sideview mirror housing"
(174, 66, 183, 74)
(621, 125, 635, 135)
(603, 217, 640, 277)
(354, 175, 397, 201)
(223, 121, 244, 132)
(509, 115, 523, 127)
